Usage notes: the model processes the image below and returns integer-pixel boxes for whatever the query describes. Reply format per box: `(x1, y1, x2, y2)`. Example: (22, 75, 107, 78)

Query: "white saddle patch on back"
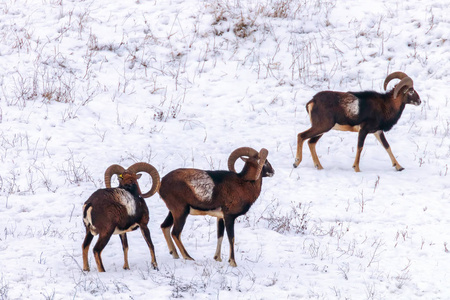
(340, 94, 359, 119)
(115, 189, 136, 216)
(188, 171, 214, 202)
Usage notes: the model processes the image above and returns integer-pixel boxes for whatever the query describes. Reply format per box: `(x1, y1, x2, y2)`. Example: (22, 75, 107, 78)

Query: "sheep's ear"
(136, 174, 142, 179)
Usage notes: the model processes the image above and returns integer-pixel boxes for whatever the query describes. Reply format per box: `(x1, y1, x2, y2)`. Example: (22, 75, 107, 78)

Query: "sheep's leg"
(374, 131, 404, 171)
(307, 135, 324, 169)
(171, 210, 194, 261)
(295, 101, 334, 168)
(294, 129, 322, 168)
(224, 215, 237, 267)
(93, 229, 114, 272)
(82, 229, 94, 271)
(119, 233, 130, 270)
(140, 224, 158, 270)
(161, 212, 179, 259)
(353, 129, 369, 172)
(295, 121, 334, 168)
(293, 132, 306, 167)
(214, 218, 225, 262)
(295, 128, 331, 168)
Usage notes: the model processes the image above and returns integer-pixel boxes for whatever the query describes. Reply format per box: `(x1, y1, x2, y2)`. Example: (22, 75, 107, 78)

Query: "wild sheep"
(82, 162, 160, 272)
(293, 71, 421, 172)
(158, 147, 274, 267)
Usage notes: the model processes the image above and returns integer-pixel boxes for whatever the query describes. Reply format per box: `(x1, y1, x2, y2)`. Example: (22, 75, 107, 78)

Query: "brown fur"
(82, 172, 158, 272)
(159, 152, 274, 267)
(294, 83, 421, 172)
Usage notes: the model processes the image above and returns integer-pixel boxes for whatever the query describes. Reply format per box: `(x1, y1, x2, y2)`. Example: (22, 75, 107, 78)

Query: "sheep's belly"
(113, 223, 139, 235)
(190, 207, 224, 218)
(332, 124, 360, 132)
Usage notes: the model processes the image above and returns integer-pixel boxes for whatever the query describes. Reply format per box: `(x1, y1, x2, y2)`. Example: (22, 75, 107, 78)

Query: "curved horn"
(393, 77, 414, 99)
(383, 71, 409, 91)
(104, 164, 126, 188)
(254, 148, 269, 181)
(227, 147, 259, 173)
(127, 162, 161, 198)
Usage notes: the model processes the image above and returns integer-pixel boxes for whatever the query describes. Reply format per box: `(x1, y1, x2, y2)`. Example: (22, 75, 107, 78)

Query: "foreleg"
(214, 218, 225, 262)
(119, 233, 130, 270)
(374, 131, 404, 171)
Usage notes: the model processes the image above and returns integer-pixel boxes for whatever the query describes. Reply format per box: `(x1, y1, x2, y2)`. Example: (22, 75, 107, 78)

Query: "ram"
(293, 72, 421, 172)
(159, 147, 274, 267)
(82, 163, 160, 272)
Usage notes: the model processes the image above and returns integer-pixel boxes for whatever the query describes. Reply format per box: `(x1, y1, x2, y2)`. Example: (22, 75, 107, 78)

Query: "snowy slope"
(0, 0, 449, 299)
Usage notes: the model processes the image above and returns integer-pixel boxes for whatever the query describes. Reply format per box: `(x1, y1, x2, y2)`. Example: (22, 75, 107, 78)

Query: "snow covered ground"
(0, 0, 449, 298)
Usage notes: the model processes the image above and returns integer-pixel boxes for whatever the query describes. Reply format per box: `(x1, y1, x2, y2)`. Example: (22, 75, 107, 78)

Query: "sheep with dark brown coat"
(293, 72, 421, 172)
(159, 147, 274, 267)
(82, 163, 160, 272)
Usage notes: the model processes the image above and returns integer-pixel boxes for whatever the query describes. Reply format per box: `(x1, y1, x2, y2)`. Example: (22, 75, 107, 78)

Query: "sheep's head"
(384, 72, 421, 106)
(104, 162, 160, 198)
(228, 147, 274, 181)
(260, 155, 275, 178)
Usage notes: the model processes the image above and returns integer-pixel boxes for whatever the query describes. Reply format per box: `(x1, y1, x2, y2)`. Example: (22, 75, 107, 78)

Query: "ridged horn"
(104, 164, 126, 188)
(228, 147, 269, 181)
(127, 162, 161, 198)
(393, 77, 414, 99)
(254, 148, 269, 181)
(383, 71, 409, 91)
(227, 147, 259, 173)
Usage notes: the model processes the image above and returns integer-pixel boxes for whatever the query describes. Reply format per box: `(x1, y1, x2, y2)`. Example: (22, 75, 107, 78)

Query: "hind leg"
(93, 229, 114, 272)
(82, 229, 94, 271)
(161, 212, 179, 259)
(140, 224, 158, 270)
(293, 131, 307, 167)
(294, 127, 329, 168)
(308, 135, 324, 169)
(171, 208, 194, 261)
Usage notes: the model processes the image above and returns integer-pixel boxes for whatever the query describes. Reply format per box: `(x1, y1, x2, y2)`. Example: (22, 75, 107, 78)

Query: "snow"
(0, 0, 449, 298)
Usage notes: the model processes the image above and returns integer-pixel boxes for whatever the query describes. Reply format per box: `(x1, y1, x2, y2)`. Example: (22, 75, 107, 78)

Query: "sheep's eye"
(408, 90, 414, 96)
(119, 174, 123, 179)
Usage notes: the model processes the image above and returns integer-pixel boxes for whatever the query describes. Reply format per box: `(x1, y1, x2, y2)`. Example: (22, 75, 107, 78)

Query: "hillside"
(0, 0, 449, 299)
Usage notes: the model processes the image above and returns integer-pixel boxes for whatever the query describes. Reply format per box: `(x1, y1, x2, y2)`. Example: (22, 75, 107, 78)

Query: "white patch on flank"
(188, 171, 214, 202)
(115, 189, 137, 216)
(341, 94, 359, 119)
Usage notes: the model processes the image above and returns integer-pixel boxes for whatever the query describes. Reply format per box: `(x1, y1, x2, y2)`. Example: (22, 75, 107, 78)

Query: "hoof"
(170, 251, 180, 259)
(394, 164, 405, 171)
(228, 259, 237, 267)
